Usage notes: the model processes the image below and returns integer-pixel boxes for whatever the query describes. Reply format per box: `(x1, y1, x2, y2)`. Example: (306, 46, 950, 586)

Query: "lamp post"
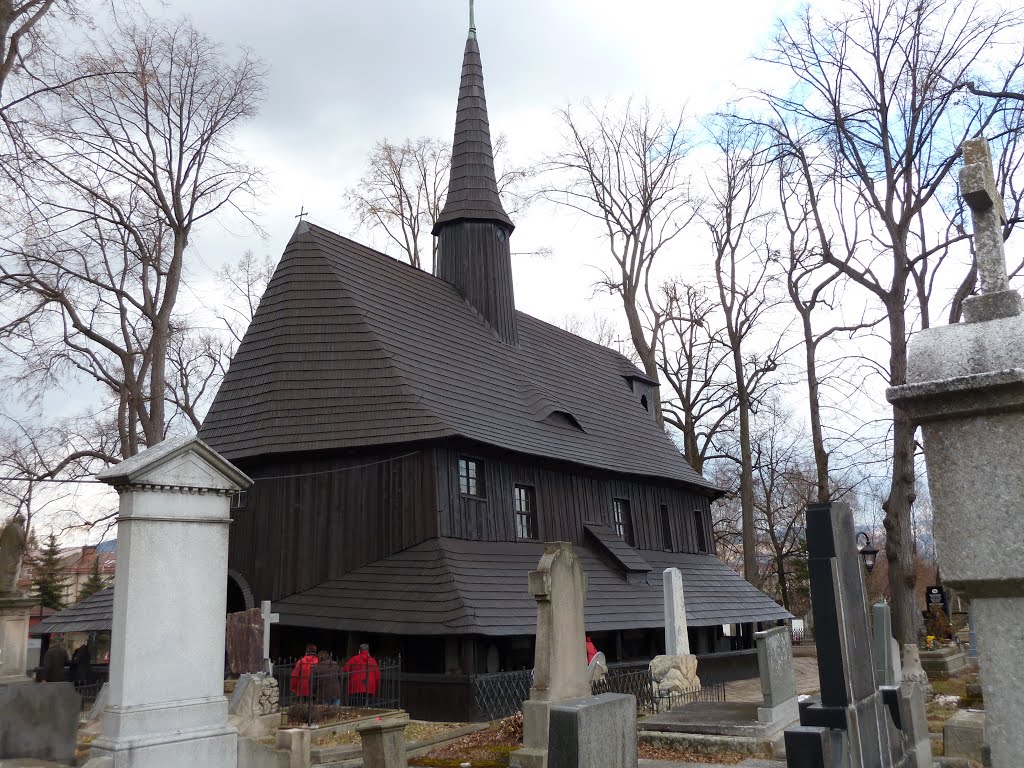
(856, 531, 879, 573)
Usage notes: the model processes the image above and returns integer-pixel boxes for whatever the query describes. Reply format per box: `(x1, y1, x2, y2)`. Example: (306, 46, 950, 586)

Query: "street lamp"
(856, 531, 879, 573)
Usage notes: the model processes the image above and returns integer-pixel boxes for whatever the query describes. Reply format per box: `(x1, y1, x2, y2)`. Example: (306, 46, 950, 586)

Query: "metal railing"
(470, 668, 533, 722)
(468, 662, 727, 721)
(271, 655, 401, 726)
(76, 682, 104, 715)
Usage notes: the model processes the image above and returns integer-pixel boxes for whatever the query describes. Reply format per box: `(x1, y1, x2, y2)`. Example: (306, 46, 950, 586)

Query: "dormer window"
(640, 394, 649, 412)
(613, 498, 634, 546)
(458, 457, 486, 498)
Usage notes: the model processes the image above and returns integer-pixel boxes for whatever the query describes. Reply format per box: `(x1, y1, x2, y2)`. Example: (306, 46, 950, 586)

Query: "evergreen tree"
(78, 556, 107, 601)
(31, 533, 68, 611)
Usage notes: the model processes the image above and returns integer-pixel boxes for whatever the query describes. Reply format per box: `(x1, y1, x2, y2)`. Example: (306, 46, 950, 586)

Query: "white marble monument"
(88, 436, 251, 768)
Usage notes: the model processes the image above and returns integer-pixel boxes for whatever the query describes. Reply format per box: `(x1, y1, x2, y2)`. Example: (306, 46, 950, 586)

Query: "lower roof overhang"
(273, 538, 791, 636)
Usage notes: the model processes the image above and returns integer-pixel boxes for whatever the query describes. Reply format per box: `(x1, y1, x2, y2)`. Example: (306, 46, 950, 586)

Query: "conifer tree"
(77, 556, 106, 601)
(31, 532, 68, 610)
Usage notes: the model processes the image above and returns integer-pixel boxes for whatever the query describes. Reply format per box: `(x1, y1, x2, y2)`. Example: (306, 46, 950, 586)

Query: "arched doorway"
(226, 569, 255, 614)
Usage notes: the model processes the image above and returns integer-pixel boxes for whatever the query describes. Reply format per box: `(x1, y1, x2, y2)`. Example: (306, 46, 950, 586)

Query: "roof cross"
(960, 138, 1008, 295)
(295, 205, 309, 221)
(469, 0, 476, 39)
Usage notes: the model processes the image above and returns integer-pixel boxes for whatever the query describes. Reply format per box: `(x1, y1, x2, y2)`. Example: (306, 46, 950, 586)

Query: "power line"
(0, 451, 423, 486)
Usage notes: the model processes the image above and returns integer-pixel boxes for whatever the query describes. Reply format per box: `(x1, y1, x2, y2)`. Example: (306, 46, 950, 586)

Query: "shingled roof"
(32, 586, 114, 635)
(272, 539, 791, 635)
(199, 223, 715, 491)
(432, 31, 513, 234)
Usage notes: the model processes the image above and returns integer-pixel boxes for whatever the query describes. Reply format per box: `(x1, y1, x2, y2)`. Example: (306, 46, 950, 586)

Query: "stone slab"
(637, 730, 776, 759)
(547, 693, 637, 768)
(756, 697, 799, 728)
(755, 626, 796, 709)
(919, 648, 967, 675)
(943, 709, 986, 762)
(642, 701, 792, 740)
(0, 681, 79, 763)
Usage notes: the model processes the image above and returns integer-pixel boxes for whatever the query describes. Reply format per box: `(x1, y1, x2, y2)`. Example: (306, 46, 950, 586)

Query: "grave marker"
(89, 436, 251, 768)
(888, 136, 1024, 767)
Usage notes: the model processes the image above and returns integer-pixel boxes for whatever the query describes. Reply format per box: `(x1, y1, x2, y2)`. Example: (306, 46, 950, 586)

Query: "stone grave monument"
(261, 599, 279, 674)
(228, 672, 281, 738)
(872, 602, 897, 687)
(226, 607, 263, 676)
(887, 136, 1024, 767)
(86, 436, 252, 768)
(755, 626, 798, 729)
(783, 502, 931, 768)
(649, 567, 700, 706)
(0, 512, 80, 763)
(510, 542, 636, 768)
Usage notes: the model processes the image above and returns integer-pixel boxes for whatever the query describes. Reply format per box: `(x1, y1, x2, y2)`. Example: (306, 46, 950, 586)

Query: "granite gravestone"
(755, 626, 798, 727)
(225, 607, 263, 675)
(784, 502, 913, 768)
(872, 602, 896, 687)
(887, 137, 1024, 767)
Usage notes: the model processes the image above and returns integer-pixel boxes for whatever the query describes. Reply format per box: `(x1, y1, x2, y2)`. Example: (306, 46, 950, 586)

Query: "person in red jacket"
(290, 644, 319, 699)
(586, 636, 598, 664)
(342, 643, 380, 706)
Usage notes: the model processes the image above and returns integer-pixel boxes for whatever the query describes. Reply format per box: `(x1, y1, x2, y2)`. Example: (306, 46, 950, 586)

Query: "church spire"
(433, 10, 518, 346)
(432, 12, 514, 234)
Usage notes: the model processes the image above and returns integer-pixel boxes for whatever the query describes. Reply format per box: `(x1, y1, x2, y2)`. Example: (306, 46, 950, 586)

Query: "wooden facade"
(434, 442, 713, 553)
(229, 438, 715, 606)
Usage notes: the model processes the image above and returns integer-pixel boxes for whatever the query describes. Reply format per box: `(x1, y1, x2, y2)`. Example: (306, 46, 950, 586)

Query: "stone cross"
(960, 138, 1008, 295)
(662, 567, 690, 656)
(261, 599, 279, 674)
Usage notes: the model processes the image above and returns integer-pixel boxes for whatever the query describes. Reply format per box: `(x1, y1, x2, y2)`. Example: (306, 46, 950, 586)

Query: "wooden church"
(199, 16, 788, 719)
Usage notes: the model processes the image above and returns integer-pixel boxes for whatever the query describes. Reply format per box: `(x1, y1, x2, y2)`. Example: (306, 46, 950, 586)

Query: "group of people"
(38, 639, 93, 687)
(290, 642, 380, 706)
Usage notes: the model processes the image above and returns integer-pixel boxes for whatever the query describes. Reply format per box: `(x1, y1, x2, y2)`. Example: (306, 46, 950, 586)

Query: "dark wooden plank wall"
(434, 443, 713, 553)
(230, 448, 437, 603)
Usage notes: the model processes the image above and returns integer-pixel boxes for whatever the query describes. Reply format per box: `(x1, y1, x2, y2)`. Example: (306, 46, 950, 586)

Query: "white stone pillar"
(90, 436, 251, 768)
(663, 567, 690, 656)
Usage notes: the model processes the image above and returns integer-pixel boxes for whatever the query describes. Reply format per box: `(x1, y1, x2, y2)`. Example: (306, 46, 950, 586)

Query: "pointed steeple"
(432, 20, 514, 234)
(433, 14, 518, 346)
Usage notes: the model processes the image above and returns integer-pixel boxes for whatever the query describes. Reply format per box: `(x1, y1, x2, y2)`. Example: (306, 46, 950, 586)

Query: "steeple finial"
(469, 0, 476, 39)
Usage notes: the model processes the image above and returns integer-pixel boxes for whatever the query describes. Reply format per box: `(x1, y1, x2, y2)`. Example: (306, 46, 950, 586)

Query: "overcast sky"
(137, 0, 811, 325)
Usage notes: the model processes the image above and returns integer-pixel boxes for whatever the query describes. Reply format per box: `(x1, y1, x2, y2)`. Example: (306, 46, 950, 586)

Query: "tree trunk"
(733, 344, 757, 584)
(776, 552, 791, 610)
(884, 298, 922, 646)
(802, 314, 829, 503)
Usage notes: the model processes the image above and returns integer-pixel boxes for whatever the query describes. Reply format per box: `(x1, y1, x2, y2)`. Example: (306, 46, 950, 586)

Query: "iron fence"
(790, 628, 815, 646)
(271, 655, 401, 726)
(468, 662, 727, 721)
(470, 668, 533, 722)
(76, 681, 104, 715)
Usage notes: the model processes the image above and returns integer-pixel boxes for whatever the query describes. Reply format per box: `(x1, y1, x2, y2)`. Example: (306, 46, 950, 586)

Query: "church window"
(613, 498, 634, 546)
(514, 485, 537, 540)
(641, 394, 649, 412)
(660, 504, 672, 550)
(694, 509, 708, 553)
(458, 457, 485, 498)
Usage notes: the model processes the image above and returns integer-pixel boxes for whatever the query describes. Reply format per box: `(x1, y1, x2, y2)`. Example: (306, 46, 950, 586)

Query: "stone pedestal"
(0, 595, 35, 682)
(887, 138, 1024, 768)
(0, 679, 80, 762)
(547, 693, 637, 768)
(89, 437, 251, 768)
(357, 714, 409, 768)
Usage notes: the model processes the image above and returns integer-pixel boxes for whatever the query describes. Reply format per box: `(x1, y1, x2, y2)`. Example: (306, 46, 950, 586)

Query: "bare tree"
(345, 134, 534, 273)
(750, 403, 813, 612)
(658, 282, 735, 474)
(0, 0, 63, 108)
(704, 117, 785, 584)
(0, 17, 265, 460)
(544, 100, 696, 424)
(776, 151, 880, 502)
(756, 0, 1024, 643)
